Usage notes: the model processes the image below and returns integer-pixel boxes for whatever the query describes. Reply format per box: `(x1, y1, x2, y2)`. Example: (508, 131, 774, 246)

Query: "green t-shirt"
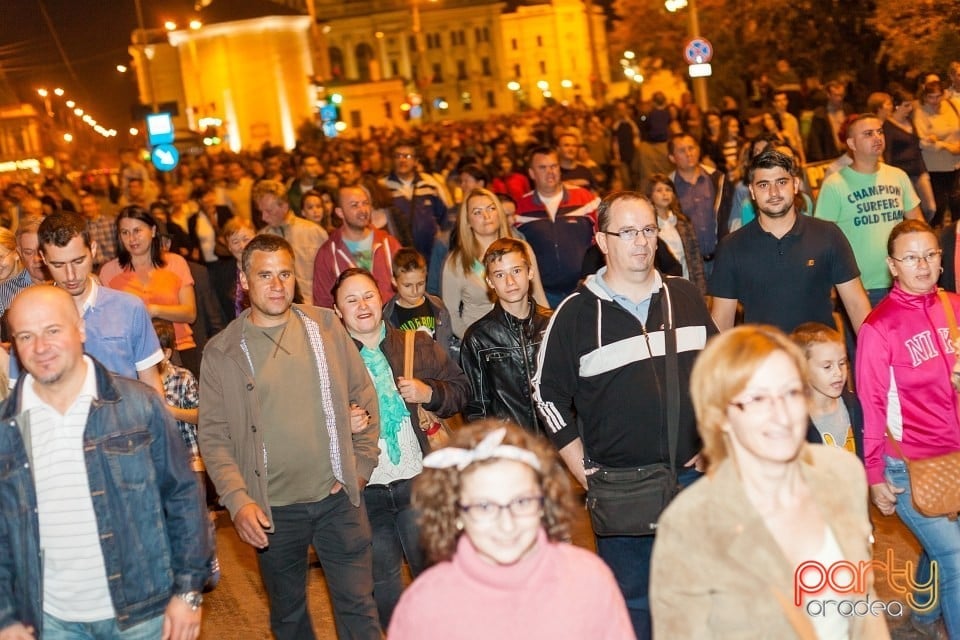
(814, 164, 920, 290)
(244, 316, 336, 505)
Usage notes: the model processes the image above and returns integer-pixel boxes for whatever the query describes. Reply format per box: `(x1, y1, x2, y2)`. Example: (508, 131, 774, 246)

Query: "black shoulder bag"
(584, 280, 681, 536)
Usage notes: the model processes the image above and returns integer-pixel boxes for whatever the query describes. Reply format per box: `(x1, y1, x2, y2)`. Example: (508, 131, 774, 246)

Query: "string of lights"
(35, 86, 118, 140)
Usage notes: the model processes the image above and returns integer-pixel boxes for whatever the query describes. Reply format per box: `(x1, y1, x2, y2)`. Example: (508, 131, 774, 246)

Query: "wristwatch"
(177, 591, 204, 611)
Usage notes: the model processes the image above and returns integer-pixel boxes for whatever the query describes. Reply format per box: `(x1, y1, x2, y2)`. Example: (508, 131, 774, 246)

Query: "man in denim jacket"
(0, 285, 211, 640)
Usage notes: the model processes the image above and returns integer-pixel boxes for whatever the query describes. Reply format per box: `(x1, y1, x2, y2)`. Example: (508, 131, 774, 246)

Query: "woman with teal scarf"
(333, 267, 469, 631)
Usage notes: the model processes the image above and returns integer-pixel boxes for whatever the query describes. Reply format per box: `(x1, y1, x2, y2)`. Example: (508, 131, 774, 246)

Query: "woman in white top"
(651, 325, 888, 640)
(441, 188, 547, 338)
(915, 79, 960, 228)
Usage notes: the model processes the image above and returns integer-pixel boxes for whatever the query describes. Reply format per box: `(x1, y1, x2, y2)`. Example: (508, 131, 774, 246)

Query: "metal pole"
(133, 0, 158, 112)
(584, 0, 604, 105)
(687, 0, 709, 111)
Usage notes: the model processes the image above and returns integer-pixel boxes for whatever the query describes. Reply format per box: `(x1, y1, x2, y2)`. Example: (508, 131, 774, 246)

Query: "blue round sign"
(684, 38, 713, 64)
(151, 144, 180, 172)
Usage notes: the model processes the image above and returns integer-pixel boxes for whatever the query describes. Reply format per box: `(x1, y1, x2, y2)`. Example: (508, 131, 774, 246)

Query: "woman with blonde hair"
(389, 420, 632, 639)
(441, 188, 547, 339)
(651, 325, 888, 639)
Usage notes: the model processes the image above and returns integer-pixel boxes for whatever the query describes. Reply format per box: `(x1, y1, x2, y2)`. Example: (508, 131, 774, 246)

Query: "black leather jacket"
(459, 299, 553, 433)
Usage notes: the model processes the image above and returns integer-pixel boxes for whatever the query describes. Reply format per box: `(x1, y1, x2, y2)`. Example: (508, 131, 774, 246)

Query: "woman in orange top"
(100, 205, 199, 372)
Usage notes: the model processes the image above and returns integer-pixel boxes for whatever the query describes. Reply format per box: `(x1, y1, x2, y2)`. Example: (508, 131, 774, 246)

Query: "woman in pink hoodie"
(857, 219, 960, 637)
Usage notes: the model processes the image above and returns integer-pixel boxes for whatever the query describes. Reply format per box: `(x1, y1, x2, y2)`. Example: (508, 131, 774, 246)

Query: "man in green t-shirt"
(815, 114, 923, 305)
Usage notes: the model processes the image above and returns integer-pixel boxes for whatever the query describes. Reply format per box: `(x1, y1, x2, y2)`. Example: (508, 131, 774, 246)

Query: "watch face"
(179, 591, 203, 609)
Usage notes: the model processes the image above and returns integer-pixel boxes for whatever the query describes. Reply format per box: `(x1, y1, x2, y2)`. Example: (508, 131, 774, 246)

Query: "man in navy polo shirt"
(709, 149, 871, 334)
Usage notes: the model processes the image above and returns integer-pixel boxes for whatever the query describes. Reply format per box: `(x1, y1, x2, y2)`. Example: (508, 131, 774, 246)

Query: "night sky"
(0, 0, 198, 130)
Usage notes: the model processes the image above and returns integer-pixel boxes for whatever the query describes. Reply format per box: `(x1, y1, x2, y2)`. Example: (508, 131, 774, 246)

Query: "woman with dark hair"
(389, 420, 632, 639)
(881, 87, 936, 222)
(100, 206, 199, 372)
(332, 267, 468, 630)
(300, 187, 336, 232)
(646, 173, 706, 296)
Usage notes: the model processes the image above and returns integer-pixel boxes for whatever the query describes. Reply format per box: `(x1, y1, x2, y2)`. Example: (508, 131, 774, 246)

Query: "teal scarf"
(359, 324, 410, 465)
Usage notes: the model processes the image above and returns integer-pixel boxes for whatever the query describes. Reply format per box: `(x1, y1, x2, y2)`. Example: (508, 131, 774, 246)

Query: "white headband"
(422, 427, 541, 471)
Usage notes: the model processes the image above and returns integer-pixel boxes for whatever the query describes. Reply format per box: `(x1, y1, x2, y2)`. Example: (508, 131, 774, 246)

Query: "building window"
(474, 26, 491, 43)
(513, 64, 521, 78)
(390, 60, 399, 77)
(457, 60, 468, 80)
(539, 61, 547, 74)
(511, 38, 518, 51)
(350, 110, 362, 130)
(486, 90, 496, 108)
(462, 91, 473, 111)
(483, 27, 490, 42)
(481, 57, 491, 76)
(451, 30, 466, 46)
(328, 46, 344, 79)
(432, 62, 443, 83)
(355, 43, 375, 81)
(384, 102, 393, 120)
(536, 35, 543, 47)
(408, 35, 417, 52)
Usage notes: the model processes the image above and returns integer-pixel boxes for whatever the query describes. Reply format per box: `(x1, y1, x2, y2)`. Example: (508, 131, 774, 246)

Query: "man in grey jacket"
(199, 234, 382, 640)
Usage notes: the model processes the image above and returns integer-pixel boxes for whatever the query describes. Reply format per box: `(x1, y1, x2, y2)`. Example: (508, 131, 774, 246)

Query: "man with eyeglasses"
(534, 191, 716, 640)
(816, 113, 923, 306)
(709, 150, 870, 334)
(380, 140, 450, 260)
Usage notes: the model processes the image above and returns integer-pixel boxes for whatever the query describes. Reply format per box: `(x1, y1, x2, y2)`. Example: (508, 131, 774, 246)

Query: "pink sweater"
(388, 530, 634, 639)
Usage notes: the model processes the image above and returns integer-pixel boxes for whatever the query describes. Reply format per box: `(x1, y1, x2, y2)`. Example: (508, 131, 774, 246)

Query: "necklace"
(261, 322, 290, 358)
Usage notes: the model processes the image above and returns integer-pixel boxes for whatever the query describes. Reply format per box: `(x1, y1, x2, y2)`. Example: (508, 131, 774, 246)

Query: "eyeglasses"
(394, 152, 414, 160)
(889, 250, 943, 268)
(729, 388, 806, 414)
(601, 226, 658, 242)
(458, 495, 544, 522)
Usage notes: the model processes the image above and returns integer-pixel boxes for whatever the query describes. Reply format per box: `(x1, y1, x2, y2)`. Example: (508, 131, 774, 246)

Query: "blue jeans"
(43, 612, 163, 639)
(258, 491, 381, 640)
(885, 456, 960, 637)
(594, 466, 703, 640)
(363, 478, 425, 629)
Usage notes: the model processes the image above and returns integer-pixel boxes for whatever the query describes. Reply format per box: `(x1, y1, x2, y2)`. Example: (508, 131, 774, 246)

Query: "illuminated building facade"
(130, 0, 608, 149)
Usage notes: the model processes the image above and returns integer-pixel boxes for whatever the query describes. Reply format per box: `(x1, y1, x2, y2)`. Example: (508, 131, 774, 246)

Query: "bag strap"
(662, 279, 679, 477)
(938, 289, 960, 344)
(403, 330, 415, 379)
(885, 427, 910, 463)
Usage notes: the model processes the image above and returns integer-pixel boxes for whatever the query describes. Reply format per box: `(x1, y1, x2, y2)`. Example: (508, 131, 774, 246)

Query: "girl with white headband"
(388, 420, 633, 639)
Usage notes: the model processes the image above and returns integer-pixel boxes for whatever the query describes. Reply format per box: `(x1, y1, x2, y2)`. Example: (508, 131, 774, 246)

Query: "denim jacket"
(0, 358, 211, 634)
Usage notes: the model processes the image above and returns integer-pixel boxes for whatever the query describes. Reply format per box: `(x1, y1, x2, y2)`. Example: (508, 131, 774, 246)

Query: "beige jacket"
(651, 445, 890, 639)
(198, 305, 380, 529)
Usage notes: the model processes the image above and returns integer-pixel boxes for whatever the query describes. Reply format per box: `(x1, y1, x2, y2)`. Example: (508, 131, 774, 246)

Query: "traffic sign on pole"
(683, 38, 713, 65)
(151, 144, 180, 172)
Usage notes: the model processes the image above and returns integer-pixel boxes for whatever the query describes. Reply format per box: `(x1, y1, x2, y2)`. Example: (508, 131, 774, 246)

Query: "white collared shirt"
(23, 357, 115, 621)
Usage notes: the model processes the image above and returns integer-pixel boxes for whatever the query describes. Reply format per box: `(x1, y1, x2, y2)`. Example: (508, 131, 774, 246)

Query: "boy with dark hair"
(382, 247, 457, 360)
(459, 237, 552, 433)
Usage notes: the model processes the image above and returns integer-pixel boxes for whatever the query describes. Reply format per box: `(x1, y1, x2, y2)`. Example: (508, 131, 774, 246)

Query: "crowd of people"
(1, 59, 960, 639)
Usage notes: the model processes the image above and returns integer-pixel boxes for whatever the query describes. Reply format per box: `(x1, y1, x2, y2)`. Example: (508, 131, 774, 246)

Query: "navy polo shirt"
(707, 214, 860, 333)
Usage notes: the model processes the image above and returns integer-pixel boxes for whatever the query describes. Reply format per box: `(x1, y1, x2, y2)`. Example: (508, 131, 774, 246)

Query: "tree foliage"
(872, 0, 960, 76)
(608, 0, 960, 102)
